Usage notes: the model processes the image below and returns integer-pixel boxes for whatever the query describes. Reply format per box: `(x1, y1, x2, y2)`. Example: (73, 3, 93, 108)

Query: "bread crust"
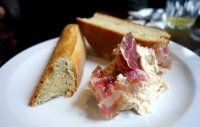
(29, 24, 86, 106)
(77, 18, 122, 59)
(55, 24, 86, 89)
(77, 13, 170, 60)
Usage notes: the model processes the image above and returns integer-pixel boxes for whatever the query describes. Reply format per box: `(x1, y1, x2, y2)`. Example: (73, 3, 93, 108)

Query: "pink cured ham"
(153, 44, 171, 68)
(120, 32, 140, 69)
(90, 66, 125, 118)
(123, 68, 147, 82)
(115, 32, 147, 83)
(89, 33, 147, 118)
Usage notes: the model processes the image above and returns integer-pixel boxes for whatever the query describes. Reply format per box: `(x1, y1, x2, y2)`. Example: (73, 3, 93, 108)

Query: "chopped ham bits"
(89, 32, 170, 119)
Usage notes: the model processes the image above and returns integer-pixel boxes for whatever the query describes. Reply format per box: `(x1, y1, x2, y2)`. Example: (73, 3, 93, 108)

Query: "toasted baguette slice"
(29, 24, 86, 106)
(77, 12, 170, 59)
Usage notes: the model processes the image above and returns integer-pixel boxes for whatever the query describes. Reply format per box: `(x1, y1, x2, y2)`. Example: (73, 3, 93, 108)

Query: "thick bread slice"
(77, 12, 170, 59)
(29, 24, 86, 106)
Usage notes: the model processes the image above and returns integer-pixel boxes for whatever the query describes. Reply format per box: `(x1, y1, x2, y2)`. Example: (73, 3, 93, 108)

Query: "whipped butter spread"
(118, 45, 169, 114)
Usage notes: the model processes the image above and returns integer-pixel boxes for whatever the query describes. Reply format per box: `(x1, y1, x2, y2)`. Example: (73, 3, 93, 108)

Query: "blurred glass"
(164, 0, 200, 29)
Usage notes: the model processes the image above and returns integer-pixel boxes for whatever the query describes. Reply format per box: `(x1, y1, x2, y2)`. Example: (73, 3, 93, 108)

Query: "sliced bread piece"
(77, 12, 170, 60)
(29, 24, 86, 106)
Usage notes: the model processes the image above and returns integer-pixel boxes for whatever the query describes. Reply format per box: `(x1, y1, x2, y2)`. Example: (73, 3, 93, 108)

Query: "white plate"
(0, 38, 200, 127)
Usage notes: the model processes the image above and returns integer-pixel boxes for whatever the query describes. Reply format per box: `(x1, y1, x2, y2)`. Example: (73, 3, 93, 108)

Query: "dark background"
(16, 0, 166, 52)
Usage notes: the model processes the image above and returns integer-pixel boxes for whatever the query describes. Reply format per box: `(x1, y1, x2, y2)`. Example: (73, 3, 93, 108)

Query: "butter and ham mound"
(89, 33, 170, 119)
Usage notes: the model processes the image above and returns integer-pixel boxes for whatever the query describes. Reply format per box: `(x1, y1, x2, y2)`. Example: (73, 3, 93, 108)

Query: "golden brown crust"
(77, 13, 170, 60)
(77, 18, 122, 59)
(54, 24, 86, 90)
(29, 24, 86, 106)
(70, 24, 86, 89)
